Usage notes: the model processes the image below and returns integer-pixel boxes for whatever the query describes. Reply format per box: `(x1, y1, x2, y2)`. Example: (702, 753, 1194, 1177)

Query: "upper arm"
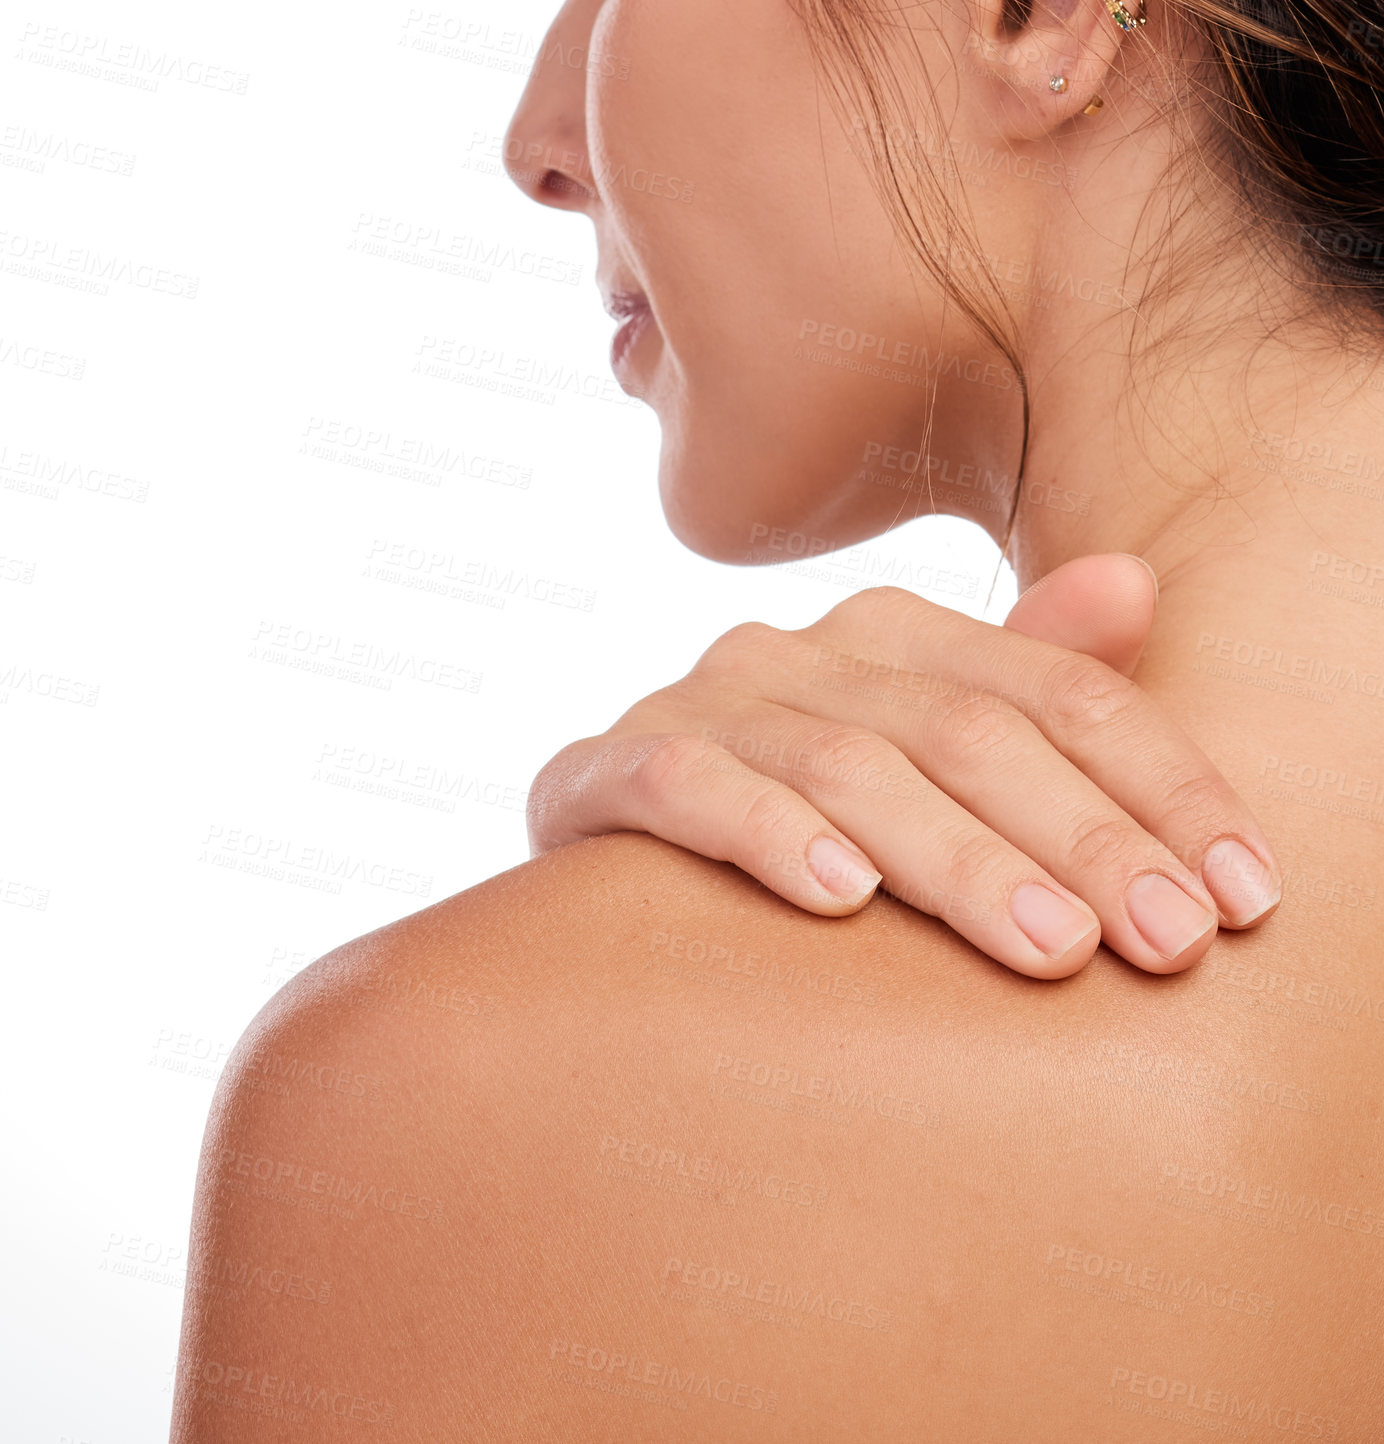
(171, 831, 1382, 1441)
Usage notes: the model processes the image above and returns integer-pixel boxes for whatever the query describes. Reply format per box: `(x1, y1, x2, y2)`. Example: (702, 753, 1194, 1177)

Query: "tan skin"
(171, 0, 1384, 1436)
(171, 825, 1381, 1439)
(504, 0, 1368, 983)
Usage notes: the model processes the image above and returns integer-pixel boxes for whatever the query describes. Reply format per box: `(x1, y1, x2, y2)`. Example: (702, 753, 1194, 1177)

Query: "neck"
(1075, 395, 1384, 917)
(1009, 309, 1384, 592)
(1015, 317, 1384, 718)
(983, 58, 1384, 594)
(1002, 304, 1384, 899)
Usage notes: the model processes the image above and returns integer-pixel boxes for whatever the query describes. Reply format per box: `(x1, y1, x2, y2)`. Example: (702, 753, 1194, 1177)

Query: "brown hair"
(790, 0, 1384, 587)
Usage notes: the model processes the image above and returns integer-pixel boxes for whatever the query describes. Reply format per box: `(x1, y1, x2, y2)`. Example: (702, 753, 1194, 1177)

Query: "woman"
(170, 0, 1384, 1436)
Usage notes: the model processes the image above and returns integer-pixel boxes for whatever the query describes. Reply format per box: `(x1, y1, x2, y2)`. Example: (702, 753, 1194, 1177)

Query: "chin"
(655, 455, 857, 569)
(655, 408, 918, 566)
(658, 474, 763, 564)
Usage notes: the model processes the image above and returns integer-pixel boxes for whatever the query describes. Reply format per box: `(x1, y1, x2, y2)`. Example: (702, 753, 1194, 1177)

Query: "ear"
(962, 0, 1142, 143)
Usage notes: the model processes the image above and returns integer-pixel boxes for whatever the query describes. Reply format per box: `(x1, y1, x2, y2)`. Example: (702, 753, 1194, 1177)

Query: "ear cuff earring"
(1053, 0, 1143, 114)
(1106, 0, 1147, 30)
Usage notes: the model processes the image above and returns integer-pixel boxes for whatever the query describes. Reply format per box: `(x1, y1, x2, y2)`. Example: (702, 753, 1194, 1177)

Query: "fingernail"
(1202, 839, 1281, 925)
(1116, 553, 1158, 601)
(1126, 873, 1217, 961)
(1010, 883, 1097, 959)
(807, 836, 881, 904)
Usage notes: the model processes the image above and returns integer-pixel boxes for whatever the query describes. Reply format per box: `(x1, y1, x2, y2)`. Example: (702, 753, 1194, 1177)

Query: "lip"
(608, 290, 653, 379)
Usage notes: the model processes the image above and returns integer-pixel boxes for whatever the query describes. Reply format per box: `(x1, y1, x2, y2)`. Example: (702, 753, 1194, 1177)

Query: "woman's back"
(171, 811, 1382, 1439)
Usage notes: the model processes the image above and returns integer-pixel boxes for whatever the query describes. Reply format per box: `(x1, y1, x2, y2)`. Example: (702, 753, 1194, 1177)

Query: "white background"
(0, 3, 1013, 1437)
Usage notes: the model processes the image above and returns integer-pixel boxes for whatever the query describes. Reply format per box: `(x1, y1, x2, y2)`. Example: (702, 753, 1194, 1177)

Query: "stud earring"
(1106, 0, 1147, 31)
(1049, 74, 1068, 93)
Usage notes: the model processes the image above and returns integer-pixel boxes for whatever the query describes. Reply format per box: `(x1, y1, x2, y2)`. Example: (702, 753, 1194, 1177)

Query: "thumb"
(1003, 553, 1159, 678)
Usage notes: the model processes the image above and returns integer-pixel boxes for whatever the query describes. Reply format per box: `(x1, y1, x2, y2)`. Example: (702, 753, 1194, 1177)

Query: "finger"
(527, 732, 886, 916)
(769, 660, 1228, 970)
(732, 702, 1221, 976)
(530, 727, 1105, 976)
(782, 696, 1222, 974)
(722, 711, 1104, 978)
(1004, 553, 1158, 678)
(793, 642, 1250, 959)
(781, 589, 1282, 929)
(654, 720, 1105, 978)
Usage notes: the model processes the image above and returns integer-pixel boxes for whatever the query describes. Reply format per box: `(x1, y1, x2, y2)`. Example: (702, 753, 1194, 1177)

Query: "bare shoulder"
(172, 832, 1382, 1441)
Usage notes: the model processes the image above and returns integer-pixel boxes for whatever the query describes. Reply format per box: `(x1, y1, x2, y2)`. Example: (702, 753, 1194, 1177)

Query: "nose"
(502, 0, 605, 213)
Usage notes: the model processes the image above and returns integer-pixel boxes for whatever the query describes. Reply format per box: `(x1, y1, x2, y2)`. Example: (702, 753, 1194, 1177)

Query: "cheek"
(587, 0, 786, 233)
(591, 1, 969, 560)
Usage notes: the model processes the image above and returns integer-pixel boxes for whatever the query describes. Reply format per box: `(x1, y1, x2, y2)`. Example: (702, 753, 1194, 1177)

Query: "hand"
(527, 554, 1281, 978)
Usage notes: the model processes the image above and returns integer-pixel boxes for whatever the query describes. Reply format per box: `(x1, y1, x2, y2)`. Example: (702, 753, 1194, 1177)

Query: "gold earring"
(1049, 75, 1069, 93)
(1106, 0, 1147, 31)
(1082, 95, 1104, 114)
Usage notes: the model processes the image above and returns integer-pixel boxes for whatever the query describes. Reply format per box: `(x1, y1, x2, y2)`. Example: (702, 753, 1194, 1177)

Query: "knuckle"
(1062, 812, 1135, 874)
(1160, 770, 1235, 850)
(713, 619, 779, 658)
(611, 680, 697, 735)
(733, 782, 800, 852)
(524, 785, 558, 848)
(528, 738, 589, 806)
(526, 739, 600, 847)
(934, 825, 1008, 904)
(935, 689, 1021, 757)
(824, 584, 930, 627)
(692, 621, 782, 687)
(630, 732, 720, 812)
(800, 723, 887, 796)
(723, 618, 780, 646)
(1044, 654, 1139, 732)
